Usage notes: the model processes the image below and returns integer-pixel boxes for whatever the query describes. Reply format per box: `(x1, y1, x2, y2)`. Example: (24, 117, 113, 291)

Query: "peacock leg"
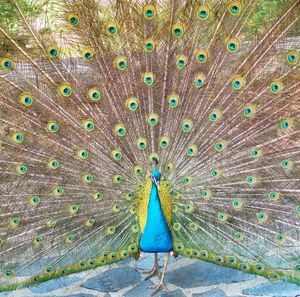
(150, 252, 170, 295)
(143, 253, 159, 280)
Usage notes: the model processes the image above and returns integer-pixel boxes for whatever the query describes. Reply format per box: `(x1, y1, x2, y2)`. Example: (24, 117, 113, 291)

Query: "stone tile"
(29, 276, 81, 294)
(243, 281, 300, 296)
(125, 279, 154, 297)
(192, 288, 227, 297)
(165, 261, 255, 288)
(81, 267, 141, 292)
(158, 289, 186, 297)
(58, 293, 97, 297)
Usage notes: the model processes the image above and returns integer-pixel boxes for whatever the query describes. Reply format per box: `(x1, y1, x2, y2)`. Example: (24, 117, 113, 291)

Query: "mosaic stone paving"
(1, 254, 299, 297)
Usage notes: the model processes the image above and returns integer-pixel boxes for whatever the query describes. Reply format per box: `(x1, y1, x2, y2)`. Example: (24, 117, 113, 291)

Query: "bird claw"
(142, 267, 159, 280)
(150, 282, 168, 296)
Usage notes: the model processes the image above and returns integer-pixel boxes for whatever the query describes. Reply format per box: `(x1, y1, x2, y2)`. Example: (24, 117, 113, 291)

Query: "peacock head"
(151, 169, 161, 182)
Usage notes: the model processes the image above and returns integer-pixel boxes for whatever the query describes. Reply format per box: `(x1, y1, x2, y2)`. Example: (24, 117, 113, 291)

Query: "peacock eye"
(67, 14, 79, 26)
(196, 5, 210, 20)
(143, 4, 156, 19)
(1, 57, 14, 70)
(172, 23, 184, 37)
(47, 46, 60, 58)
(228, 1, 242, 15)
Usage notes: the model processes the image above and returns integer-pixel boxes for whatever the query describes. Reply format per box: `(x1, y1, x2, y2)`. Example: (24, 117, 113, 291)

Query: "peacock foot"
(142, 266, 159, 280)
(149, 281, 168, 296)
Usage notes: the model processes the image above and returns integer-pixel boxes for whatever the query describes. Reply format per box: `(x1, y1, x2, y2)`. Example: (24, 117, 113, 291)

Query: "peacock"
(0, 0, 300, 295)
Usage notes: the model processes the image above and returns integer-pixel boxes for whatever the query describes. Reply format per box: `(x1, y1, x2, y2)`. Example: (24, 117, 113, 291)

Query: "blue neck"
(139, 180, 173, 253)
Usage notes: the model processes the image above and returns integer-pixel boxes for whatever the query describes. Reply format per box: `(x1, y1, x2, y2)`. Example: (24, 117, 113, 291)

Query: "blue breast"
(140, 180, 173, 253)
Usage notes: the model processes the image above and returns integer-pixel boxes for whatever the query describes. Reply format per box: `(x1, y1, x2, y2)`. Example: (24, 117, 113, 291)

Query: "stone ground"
(1, 254, 299, 297)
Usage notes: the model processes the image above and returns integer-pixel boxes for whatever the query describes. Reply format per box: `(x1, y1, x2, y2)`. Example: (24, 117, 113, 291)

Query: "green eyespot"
(226, 38, 240, 53)
(112, 149, 123, 161)
(234, 232, 244, 242)
(1, 57, 14, 70)
(270, 80, 283, 94)
(286, 50, 299, 65)
(134, 166, 143, 175)
(83, 119, 95, 132)
(33, 236, 43, 246)
(246, 175, 258, 185)
(107, 226, 116, 235)
(143, 72, 155, 86)
(144, 38, 156, 52)
(280, 159, 293, 170)
(136, 137, 147, 150)
(173, 222, 181, 231)
(165, 161, 174, 172)
(67, 14, 79, 26)
(105, 21, 118, 35)
(66, 234, 75, 243)
(9, 217, 20, 227)
(182, 176, 193, 185)
(48, 159, 60, 170)
(53, 185, 64, 196)
(82, 173, 93, 184)
(214, 140, 227, 152)
(0, 58, 14, 70)
(202, 189, 212, 200)
(59, 83, 72, 97)
(211, 168, 221, 178)
(249, 148, 262, 159)
(181, 119, 193, 132)
(186, 144, 198, 156)
(19, 93, 33, 107)
(196, 49, 209, 63)
(149, 152, 159, 163)
(147, 113, 159, 126)
(196, 5, 210, 20)
(209, 109, 222, 122)
(69, 204, 79, 214)
(114, 123, 126, 136)
(29, 196, 40, 206)
(87, 88, 102, 102)
(228, 1, 242, 15)
(113, 174, 124, 184)
(112, 204, 121, 212)
(11, 132, 25, 144)
(94, 191, 104, 201)
(47, 45, 60, 58)
(168, 93, 179, 109)
(232, 200, 243, 210)
(77, 149, 89, 160)
(280, 118, 293, 130)
(194, 73, 206, 88)
(172, 23, 184, 38)
(218, 212, 228, 222)
(82, 47, 94, 61)
(46, 121, 59, 133)
(189, 222, 199, 231)
(243, 103, 256, 118)
(184, 203, 195, 213)
(176, 54, 188, 68)
(159, 136, 170, 148)
(114, 56, 128, 71)
(268, 191, 280, 201)
(126, 97, 139, 111)
(16, 163, 28, 175)
(257, 211, 269, 222)
(143, 4, 156, 19)
(231, 75, 245, 91)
